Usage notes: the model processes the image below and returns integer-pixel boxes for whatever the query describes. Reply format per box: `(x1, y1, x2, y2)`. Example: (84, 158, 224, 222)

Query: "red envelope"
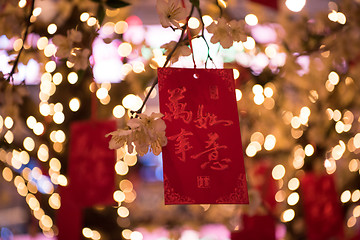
(158, 67, 248, 204)
(300, 173, 344, 240)
(68, 120, 116, 207)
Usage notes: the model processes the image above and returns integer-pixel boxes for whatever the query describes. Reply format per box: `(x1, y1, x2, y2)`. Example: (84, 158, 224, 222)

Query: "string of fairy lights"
(1, 0, 360, 239)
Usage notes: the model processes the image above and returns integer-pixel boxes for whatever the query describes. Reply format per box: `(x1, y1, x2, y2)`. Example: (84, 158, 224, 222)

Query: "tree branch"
(6, 0, 36, 82)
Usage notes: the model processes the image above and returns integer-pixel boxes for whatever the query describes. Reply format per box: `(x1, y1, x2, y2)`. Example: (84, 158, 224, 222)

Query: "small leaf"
(105, 0, 130, 9)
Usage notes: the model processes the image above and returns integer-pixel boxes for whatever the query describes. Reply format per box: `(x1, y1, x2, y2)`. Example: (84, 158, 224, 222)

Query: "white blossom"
(156, 0, 189, 28)
(107, 112, 167, 156)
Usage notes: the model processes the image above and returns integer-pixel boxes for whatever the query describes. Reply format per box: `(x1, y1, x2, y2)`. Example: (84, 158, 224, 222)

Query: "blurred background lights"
(96, 87, 108, 100)
(287, 192, 300, 206)
(113, 105, 126, 118)
(115, 21, 129, 34)
(341, 190, 351, 203)
(272, 164, 285, 180)
(304, 144, 314, 156)
(4, 116, 14, 129)
(47, 24, 57, 35)
(188, 17, 200, 29)
(67, 72, 78, 84)
(117, 206, 130, 218)
(235, 89, 242, 101)
(118, 42, 132, 57)
(264, 134, 276, 150)
(282, 209, 295, 222)
(130, 231, 143, 240)
(286, 0, 306, 12)
(33, 122, 45, 135)
(122, 94, 143, 111)
(23, 137, 35, 151)
(202, 15, 213, 27)
(288, 178, 300, 190)
(53, 112, 65, 124)
(80, 12, 90, 22)
(69, 98, 81, 112)
(83, 227, 93, 238)
(245, 14, 258, 26)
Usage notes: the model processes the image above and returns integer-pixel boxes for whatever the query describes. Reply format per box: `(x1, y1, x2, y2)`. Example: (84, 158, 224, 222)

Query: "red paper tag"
(250, 0, 278, 9)
(231, 214, 276, 240)
(68, 120, 116, 207)
(57, 187, 82, 240)
(300, 173, 344, 240)
(158, 68, 248, 204)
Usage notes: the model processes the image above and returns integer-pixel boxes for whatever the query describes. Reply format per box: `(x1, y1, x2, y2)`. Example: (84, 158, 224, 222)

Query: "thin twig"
(196, 6, 215, 67)
(6, 0, 35, 82)
(135, 5, 196, 114)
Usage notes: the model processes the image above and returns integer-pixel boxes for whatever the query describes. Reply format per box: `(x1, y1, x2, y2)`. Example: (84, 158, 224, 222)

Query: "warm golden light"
(68, 72, 78, 84)
(115, 21, 129, 34)
(188, 17, 200, 29)
(53, 112, 65, 124)
(87, 17, 97, 26)
(245, 14, 258, 26)
(49, 193, 61, 209)
(115, 161, 129, 175)
(264, 134, 276, 150)
(113, 105, 126, 118)
(117, 206, 130, 218)
(45, 61, 56, 73)
(4, 116, 14, 129)
(2, 167, 13, 182)
(272, 164, 285, 180)
(37, 144, 49, 162)
(287, 192, 300, 206)
(69, 98, 81, 112)
(47, 24, 57, 35)
(83, 228, 93, 238)
(288, 178, 300, 191)
(285, 0, 306, 12)
(23, 137, 35, 151)
(37, 37, 48, 50)
(113, 190, 126, 203)
(281, 209, 295, 222)
(341, 190, 351, 203)
(118, 42, 132, 57)
(122, 94, 143, 111)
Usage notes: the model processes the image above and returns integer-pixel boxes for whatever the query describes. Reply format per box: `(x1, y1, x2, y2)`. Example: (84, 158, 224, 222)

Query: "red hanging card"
(57, 187, 82, 240)
(68, 120, 117, 207)
(250, 0, 278, 10)
(249, 159, 277, 212)
(158, 67, 248, 204)
(300, 173, 344, 240)
(231, 214, 276, 240)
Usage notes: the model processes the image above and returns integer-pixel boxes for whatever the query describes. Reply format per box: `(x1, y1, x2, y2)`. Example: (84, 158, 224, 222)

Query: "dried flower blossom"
(69, 48, 91, 70)
(206, 18, 246, 49)
(156, 0, 189, 28)
(161, 40, 191, 64)
(52, 29, 83, 59)
(107, 112, 167, 156)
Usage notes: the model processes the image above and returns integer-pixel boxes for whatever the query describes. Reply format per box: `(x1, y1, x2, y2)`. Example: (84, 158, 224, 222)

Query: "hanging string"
(186, 22, 197, 69)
